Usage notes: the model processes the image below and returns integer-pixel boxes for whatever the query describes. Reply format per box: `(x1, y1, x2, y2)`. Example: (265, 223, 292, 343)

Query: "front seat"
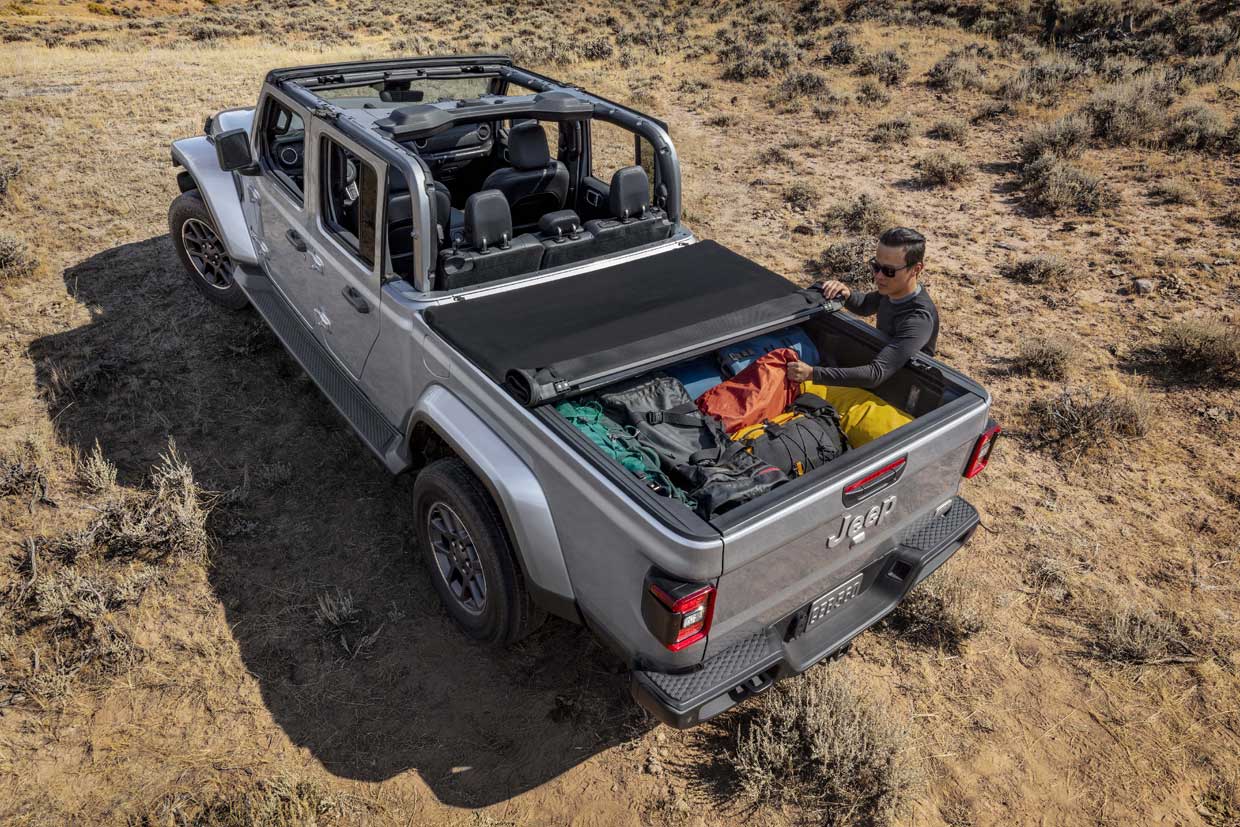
(481, 121, 569, 230)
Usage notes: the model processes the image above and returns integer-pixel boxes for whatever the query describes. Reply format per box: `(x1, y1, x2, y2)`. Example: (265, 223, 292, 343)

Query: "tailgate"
(705, 392, 990, 658)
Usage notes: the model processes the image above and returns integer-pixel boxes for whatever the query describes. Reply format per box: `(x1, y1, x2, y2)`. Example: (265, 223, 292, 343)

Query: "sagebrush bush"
(1017, 115, 1090, 168)
(1, 440, 49, 504)
(1025, 387, 1151, 461)
(733, 662, 918, 826)
(0, 232, 36, 283)
(883, 567, 985, 652)
(824, 192, 891, 235)
(821, 31, 858, 65)
(1020, 155, 1107, 215)
(1080, 72, 1180, 146)
(76, 439, 117, 496)
(784, 183, 819, 212)
(1003, 255, 1072, 286)
(1013, 336, 1072, 379)
(856, 79, 890, 104)
(723, 54, 773, 81)
(1159, 320, 1240, 384)
(769, 70, 829, 107)
(927, 50, 985, 92)
(916, 150, 972, 187)
(999, 55, 1087, 105)
(807, 238, 874, 284)
(0, 161, 18, 202)
(758, 146, 794, 166)
(927, 117, 968, 143)
(869, 116, 912, 144)
(1163, 104, 1229, 152)
(856, 48, 909, 85)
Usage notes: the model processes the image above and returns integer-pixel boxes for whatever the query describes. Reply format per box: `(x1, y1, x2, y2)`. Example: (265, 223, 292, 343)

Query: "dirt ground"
(1, 1, 1239, 825)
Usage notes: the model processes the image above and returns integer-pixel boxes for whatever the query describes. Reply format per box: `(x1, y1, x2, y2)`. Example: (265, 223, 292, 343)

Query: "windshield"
(315, 77, 494, 107)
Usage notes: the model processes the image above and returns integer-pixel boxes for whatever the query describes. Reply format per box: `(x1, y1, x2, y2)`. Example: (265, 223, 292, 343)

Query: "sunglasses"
(869, 258, 910, 279)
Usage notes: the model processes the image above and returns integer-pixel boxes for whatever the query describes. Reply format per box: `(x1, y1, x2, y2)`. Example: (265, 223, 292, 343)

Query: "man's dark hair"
(879, 226, 926, 268)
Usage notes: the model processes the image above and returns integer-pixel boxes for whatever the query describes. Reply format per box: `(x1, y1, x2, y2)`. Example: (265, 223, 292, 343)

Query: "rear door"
(302, 122, 385, 379)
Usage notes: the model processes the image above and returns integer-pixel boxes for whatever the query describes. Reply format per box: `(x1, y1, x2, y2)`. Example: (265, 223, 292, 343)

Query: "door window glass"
(259, 97, 305, 202)
(321, 136, 379, 268)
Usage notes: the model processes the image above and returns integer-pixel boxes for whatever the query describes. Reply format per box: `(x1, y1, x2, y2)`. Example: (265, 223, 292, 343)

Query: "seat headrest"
(464, 189, 512, 251)
(508, 121, 551, 170)
(609, 165, 650, 220)
(388, 191, 413, 226)
(538, 209, 582, 238)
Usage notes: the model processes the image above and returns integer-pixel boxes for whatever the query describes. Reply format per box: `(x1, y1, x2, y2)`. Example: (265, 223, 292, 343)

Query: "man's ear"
(911, 262, 925, 279)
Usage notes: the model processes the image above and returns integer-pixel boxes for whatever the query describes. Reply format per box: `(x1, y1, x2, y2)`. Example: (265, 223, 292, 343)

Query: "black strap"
(645, 403, 705, 428)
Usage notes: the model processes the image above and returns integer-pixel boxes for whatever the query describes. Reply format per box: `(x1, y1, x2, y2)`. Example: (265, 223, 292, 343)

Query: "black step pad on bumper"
(632, 496, 980, 728)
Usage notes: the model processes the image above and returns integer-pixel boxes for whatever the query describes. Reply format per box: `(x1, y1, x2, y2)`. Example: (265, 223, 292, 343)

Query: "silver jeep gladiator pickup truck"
(168, 55, 999, 728)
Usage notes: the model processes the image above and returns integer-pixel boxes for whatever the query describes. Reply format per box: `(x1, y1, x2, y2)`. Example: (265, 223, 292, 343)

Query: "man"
(786, 226, 939, 389)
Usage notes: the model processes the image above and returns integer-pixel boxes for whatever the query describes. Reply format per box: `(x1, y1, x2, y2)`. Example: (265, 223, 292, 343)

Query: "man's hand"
(821, 280, 851, 301)
(786, 361, 813, 383)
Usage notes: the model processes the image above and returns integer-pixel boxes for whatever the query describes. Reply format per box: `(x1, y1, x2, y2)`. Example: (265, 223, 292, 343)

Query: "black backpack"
(733, 393, 848, 478)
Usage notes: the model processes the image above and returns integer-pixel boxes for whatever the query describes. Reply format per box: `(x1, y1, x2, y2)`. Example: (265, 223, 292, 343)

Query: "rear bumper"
(631, 495, 980, 728)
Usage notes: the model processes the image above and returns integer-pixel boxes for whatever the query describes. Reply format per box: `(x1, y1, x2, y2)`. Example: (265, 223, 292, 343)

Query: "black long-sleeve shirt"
(811, 286, 940, 389)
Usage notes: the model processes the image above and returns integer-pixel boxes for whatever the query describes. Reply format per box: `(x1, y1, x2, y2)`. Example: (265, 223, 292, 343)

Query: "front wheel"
(168, 189, 248, 310)
(412, 458, 544, 645)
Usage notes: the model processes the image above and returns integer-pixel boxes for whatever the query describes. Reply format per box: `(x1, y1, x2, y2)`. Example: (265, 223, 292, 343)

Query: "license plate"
(803, 574, 865, 632)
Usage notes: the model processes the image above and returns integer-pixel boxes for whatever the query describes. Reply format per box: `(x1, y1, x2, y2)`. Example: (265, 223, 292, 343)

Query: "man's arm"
(844, 289, 882, 316)
(810, 308, 934, 389)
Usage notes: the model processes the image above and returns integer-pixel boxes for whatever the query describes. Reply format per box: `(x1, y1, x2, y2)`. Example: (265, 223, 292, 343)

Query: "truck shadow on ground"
(28, 236, 650, 807)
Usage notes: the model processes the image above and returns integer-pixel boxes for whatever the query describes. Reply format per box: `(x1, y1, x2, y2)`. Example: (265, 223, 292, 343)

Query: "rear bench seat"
(436, 189, 543, 290)
(584, 166, 673, 256)
(536, 209, 596, 269)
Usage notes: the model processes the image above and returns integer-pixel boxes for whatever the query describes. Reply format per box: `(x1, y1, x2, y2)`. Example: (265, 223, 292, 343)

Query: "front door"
(302, 122, 385, 380)
(246, 91, 320, 326)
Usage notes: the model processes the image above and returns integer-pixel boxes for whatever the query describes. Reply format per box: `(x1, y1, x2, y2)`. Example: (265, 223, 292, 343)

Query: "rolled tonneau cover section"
(424, 241, 832, 406)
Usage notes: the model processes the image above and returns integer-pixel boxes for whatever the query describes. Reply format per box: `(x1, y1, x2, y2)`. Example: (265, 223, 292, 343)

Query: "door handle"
(341, 286, 370, 314)
(285, 228, 307, 252)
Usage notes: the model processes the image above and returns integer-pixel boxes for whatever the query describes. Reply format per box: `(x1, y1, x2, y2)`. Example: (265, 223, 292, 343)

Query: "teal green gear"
(555, 401, 695, 509)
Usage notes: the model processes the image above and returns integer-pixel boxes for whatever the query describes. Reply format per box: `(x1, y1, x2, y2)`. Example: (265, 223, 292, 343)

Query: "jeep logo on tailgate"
(827, 495, 896, 549)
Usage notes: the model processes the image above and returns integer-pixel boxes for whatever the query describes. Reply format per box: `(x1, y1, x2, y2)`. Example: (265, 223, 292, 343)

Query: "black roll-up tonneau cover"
(424, 241, 834, 406)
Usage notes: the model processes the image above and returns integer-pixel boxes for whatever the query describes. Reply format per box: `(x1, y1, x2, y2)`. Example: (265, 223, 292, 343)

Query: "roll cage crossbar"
(263, 55, 681, 292)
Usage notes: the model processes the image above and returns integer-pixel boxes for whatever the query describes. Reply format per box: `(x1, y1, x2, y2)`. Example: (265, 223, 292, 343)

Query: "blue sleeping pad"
(717, 327, 820, 377)
(664, 355, 725, 401)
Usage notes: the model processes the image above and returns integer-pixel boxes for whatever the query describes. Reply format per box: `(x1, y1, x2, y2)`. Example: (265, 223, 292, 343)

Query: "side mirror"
(214, 128, 259, 175)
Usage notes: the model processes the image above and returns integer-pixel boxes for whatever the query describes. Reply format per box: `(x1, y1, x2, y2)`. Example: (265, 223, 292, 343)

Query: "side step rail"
(233, 263, 402, 465)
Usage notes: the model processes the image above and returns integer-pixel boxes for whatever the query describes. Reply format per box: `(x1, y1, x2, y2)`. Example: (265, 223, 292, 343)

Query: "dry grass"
(883, 566, 986, 653)
(0, 440, 51, 508)
(915, 150, 972, 187)
(784, 182, 818, 212)
(1024, 387, 1152, 461)
(1146, 179, 1199, 205)
(0, 161, 19, 202)
(1012, 336, 1072, 379)
(1087, 603, 1194, 666)
(0, 231, 37, 283)
(1158, 320, 1240, 384)
(733, 662, 919, 826)
(132, 775, 355, 826)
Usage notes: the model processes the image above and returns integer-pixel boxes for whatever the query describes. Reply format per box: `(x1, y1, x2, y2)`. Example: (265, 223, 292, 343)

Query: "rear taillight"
(642, 577, 716, 652)
(964, 422, 1001, 479)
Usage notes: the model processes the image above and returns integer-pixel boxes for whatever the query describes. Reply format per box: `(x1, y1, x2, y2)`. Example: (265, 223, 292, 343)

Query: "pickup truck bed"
(426, 240, 993, 723)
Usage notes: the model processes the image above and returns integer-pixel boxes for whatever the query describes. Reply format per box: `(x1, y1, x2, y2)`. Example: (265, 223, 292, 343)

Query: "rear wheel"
(168, 189, 248, 310)
(412, 458, 544, 644)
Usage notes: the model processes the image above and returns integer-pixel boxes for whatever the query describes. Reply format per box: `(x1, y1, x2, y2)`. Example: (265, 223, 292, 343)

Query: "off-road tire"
(168, 189, 249, 310)
(412, 458, 545, 644)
